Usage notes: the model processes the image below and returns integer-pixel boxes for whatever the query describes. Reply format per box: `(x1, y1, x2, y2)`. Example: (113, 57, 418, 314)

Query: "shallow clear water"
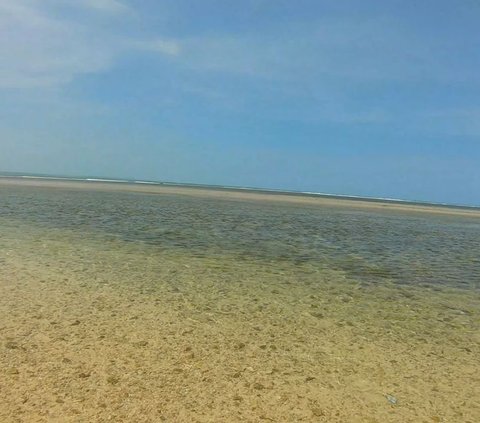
(1, 183, 479, 422)
(1, 185, 479, 289)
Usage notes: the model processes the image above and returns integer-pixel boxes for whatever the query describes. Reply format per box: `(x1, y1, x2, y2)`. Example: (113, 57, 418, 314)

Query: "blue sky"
(1, 0, 479, 205)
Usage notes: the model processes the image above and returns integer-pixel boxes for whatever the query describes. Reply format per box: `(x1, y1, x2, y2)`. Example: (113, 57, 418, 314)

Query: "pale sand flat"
(1, 177, 479, 218)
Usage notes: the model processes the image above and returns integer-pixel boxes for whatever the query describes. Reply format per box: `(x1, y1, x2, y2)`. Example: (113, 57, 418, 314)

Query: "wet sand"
(1, 180, 479, 422)
(1, 177, 479, 218)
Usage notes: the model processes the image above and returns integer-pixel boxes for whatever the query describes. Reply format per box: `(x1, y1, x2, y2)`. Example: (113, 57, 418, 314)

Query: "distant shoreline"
(1, 175, 479, 218)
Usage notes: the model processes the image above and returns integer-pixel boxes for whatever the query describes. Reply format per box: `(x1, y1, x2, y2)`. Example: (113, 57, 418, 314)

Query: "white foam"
(133, 180, 160, 185)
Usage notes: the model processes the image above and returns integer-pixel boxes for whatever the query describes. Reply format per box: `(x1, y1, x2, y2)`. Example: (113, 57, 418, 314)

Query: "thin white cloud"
(130, 38, 181, 57)
(0, 0, 178, 88)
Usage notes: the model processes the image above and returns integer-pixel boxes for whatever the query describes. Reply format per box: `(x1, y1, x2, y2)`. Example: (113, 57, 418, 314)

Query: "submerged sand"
(1, 215, 479, 423)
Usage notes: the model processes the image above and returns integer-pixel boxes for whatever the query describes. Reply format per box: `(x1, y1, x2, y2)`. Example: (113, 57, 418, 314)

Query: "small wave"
(133, 180, 160, 185)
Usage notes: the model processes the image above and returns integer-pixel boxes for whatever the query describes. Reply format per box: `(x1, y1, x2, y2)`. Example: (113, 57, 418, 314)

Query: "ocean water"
(1, 182, 479, 422)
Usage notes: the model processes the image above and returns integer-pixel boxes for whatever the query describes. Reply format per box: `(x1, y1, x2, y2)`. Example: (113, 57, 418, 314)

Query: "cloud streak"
(0, 0, 176, 88)
(129, 38, 181, 57)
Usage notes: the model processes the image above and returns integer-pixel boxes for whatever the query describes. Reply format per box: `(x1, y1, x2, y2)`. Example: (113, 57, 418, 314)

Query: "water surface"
(1, 184, 479, 288)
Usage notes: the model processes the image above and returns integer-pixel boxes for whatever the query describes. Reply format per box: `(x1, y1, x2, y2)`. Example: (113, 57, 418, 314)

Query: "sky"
(1, 0, 479, 205)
